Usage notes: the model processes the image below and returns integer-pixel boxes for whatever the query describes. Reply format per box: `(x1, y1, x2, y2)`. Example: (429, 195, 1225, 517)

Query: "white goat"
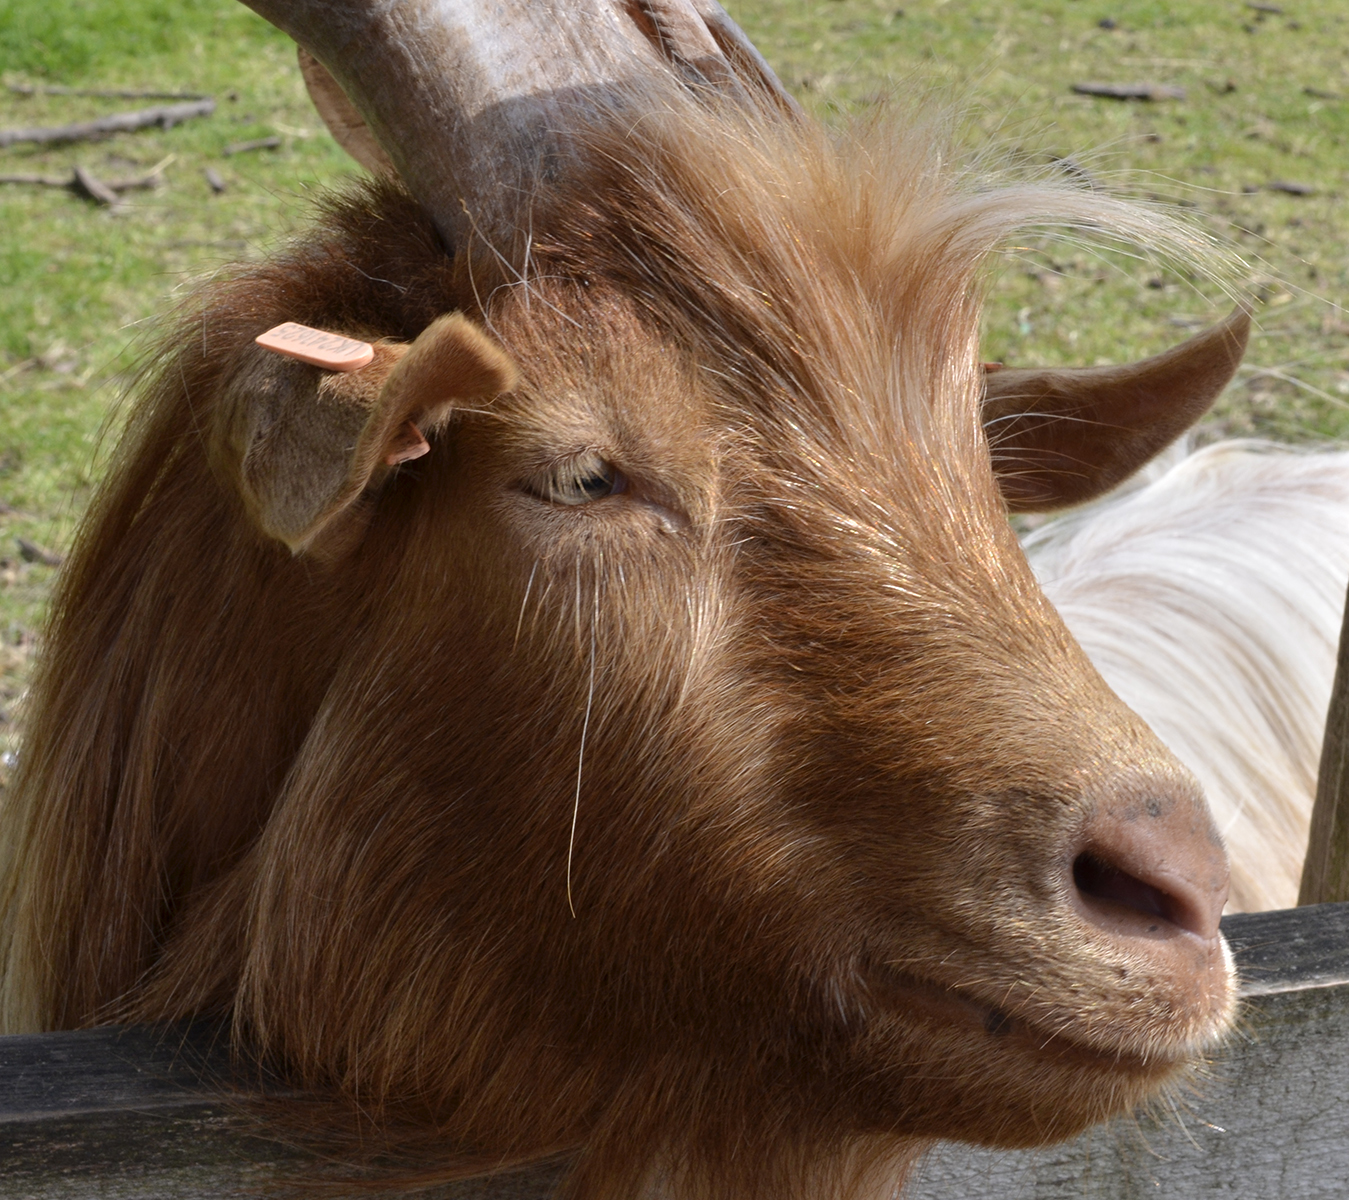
(1023, 440, 1349, 912)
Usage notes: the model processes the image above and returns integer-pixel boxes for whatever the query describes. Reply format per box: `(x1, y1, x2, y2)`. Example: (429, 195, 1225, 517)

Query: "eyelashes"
(527, 453, 628, 507)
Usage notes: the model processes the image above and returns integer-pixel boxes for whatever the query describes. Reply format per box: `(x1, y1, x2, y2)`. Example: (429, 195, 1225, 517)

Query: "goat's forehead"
(493, 298, 712, 449)
(490, 280, 987, 467)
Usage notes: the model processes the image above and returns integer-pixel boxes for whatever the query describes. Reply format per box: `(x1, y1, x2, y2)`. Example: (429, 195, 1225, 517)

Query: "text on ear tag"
(256, 322, 376, 372)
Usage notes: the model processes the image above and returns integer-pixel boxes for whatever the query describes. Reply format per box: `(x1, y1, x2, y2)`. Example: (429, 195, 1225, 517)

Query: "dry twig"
(7, 83, 208, 101)
(0, 155, 175, 204)
(0, 172, 70, 187)
(16, 538, 62, 568)
(1071, 82, 1187, 101)
(72, 165, 119, 206)
(222, 135, 281, 155)
(0, 99, 214, 148)
(1267, 180, 1315, 196)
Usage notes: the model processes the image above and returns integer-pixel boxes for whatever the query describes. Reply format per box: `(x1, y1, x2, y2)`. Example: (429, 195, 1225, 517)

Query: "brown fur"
(0, 91, 1233, 1199)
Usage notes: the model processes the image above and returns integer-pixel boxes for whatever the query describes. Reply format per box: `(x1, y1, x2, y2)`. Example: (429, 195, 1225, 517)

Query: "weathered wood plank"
(1221, 897, 1349, 992)
(1301, 579, 1349, 904)
(2, 905, 1347, 1198)
(0, 1025, 303, 1200)
(0, 1024, 567, 1199)
(0, 1023, 226, 1120)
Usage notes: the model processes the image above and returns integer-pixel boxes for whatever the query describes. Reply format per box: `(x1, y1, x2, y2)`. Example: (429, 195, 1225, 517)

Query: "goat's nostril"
(1070, 784, 1228, 943)
(1073, 852, 1173, 928)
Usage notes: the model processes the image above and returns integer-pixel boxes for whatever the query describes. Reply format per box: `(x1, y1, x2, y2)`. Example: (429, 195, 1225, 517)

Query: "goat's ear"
(984, 307, 1250, 512)
(220, 314, 518, 556)
(297, 46, 399, 179)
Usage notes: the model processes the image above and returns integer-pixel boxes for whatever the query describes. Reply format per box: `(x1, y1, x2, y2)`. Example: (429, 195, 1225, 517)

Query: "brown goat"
(0, 5, 1248, 1197)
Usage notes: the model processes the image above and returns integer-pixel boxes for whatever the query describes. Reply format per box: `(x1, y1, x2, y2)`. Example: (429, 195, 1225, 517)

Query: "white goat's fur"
(1023, 440, 1349, 913)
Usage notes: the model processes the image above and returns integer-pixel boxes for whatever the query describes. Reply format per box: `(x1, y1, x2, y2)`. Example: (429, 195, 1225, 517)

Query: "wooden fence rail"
(1301, 578, 1349, 905)
(2, 903, 1346, 1199)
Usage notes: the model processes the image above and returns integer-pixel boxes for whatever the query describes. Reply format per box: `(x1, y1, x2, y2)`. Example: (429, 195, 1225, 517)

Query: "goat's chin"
(632, 1137, 931, 1200)
(850, 956, 1236, 1148)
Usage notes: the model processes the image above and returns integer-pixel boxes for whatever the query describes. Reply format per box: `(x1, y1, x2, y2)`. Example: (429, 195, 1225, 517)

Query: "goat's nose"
(1070, 789, 1228, 944)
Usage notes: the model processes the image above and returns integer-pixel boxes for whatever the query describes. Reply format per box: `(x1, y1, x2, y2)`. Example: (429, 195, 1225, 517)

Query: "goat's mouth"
(849, 962, 1197, 1148)
(864, 962, 1215, 1071)
(869, 967, 1026, 1042)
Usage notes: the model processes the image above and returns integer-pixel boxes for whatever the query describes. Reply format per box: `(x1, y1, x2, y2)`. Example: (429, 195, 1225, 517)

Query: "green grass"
(0, 0, 1347, 744)
(0, 0, 356, 743)
(727, 0, 1349, 434)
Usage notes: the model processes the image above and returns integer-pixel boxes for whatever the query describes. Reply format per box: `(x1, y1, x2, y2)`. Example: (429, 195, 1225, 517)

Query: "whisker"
(566, 576, 599, 919)
(515, 561, 539, 651)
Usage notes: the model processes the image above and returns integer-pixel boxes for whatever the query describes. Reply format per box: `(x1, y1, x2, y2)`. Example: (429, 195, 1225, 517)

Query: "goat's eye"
(531, 455, 626, 506)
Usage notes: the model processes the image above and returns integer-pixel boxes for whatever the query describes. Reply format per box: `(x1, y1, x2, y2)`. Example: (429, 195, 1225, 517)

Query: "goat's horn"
(241, 0, 797, 249)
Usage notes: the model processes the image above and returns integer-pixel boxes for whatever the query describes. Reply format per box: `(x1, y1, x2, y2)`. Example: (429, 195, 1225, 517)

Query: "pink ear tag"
(385, 421, 431, 466)
(255, 322, 375, 372)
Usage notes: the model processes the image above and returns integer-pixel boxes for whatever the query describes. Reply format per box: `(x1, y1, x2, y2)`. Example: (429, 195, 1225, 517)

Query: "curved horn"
(983, 307, 1252, 511)
(297, 47, 397, 178)
(242, 0, 797, 249)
